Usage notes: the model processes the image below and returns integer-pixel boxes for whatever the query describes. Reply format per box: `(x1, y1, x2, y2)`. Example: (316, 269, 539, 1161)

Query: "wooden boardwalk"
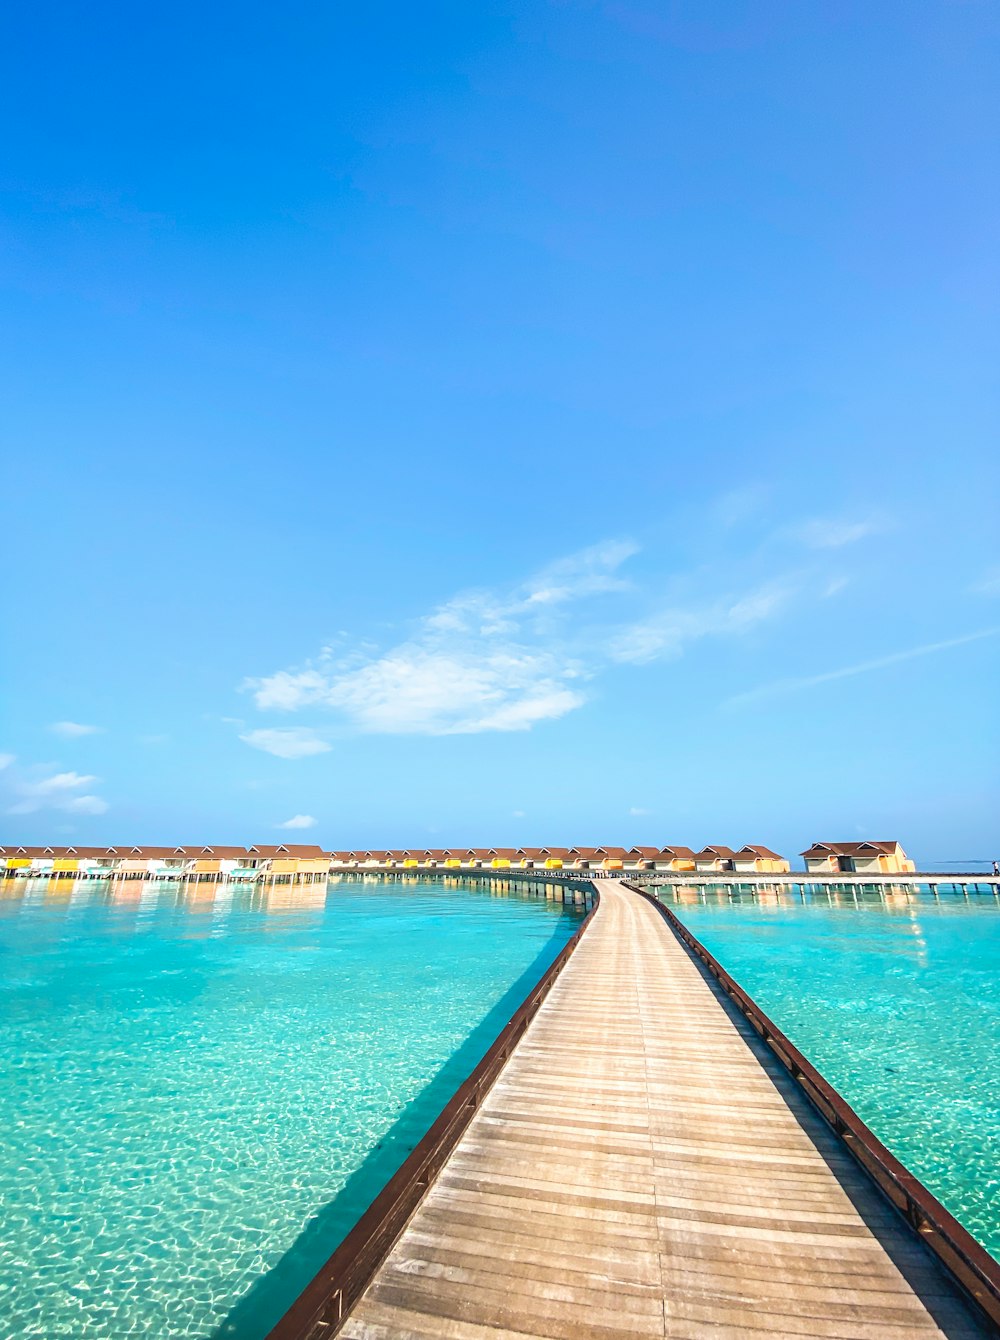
(341, 879, 987, 1340)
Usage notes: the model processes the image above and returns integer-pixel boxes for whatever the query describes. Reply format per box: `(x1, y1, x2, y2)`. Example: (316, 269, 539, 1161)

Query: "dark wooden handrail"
(266, 890, 599, 1340)
(628, 883, 1000, 1333)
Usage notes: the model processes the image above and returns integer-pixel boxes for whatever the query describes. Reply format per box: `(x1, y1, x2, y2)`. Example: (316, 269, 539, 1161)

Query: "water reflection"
(646, 880, 999, 916)
(0, 872, 593, 931)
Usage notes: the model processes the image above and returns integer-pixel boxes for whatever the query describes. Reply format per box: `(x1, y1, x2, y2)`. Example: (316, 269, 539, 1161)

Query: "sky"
(2, 0, 998, 866)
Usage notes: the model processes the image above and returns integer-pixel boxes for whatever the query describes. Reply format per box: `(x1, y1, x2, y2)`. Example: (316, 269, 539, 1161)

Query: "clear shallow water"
(0, 875, 585, 1339)
(655, 883, 1000, 1259)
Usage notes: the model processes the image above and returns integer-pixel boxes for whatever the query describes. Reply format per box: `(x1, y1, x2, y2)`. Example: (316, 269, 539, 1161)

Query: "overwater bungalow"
(5, 845, 119, 877)
(514, 847, 571, 869)
(565, 847, 630, 870)
(487, 848, 519, 869)
(183, 846, 256, 879)
(694, 845, 739, 872)
(624, 846, 697, 871)
(801, 840, 916, 875)
(593, 846, 629, 870)
(732, 845, 791, 874)
(247, 844, 330, 880)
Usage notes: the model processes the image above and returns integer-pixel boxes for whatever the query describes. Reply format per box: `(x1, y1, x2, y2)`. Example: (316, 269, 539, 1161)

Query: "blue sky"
(2, 0, 997, 865)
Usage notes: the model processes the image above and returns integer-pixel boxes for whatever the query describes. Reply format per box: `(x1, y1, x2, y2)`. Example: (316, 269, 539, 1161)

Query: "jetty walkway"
(340, 879, 986, 1340)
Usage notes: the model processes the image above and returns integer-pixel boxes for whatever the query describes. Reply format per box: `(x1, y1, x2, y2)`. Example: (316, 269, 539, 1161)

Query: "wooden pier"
(332, 878, 988, 1340)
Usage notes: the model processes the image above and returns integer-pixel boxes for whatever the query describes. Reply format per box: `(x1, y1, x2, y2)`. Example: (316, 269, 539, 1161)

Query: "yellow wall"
(52, 859, 79, 872)
(269, 858, 329, 876)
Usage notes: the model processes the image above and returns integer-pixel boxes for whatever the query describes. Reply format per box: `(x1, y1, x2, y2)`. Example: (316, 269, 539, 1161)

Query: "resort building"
(486, 848, 519, 869)
(565, 847, 631, 870)
(732, 845, 791, 874)
(247, 844, 330, 880)
(694, 846, 739, 873)
(513, 847, 572, 869)
(801, 841, 916, 875)
(183, 846, 257, 880)
(622, 847, 698, 872)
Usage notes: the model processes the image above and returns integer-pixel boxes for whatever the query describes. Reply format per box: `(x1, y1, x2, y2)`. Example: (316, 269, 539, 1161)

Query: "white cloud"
(49, 721, 103, 738)
(611, 582, 794, 665)
(65, 795, 109, 815)
(237, 539, 818, 740)
(0, 754, 13, 771)
(788, 516, 884, 550)
(973, 567, 1000, 597)
(320, 648, 584, 735)
(278, 814, 317, 829)
(240, 541, 636, 737)
(240, 728, 332, 759)
(726, 627, 1000, 708)
(6, 768, 110, 816)
(628, 807, 651, 816)
(712, 485, 772, 527)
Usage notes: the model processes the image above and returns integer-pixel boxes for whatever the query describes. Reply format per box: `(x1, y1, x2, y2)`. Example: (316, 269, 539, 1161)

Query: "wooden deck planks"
(341, 879, 987, 1340)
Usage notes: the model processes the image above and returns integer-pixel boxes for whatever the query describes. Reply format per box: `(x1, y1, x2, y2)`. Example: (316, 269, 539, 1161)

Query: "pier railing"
(628, 883, 1000, 1332)
(265, 887, 599, 1340)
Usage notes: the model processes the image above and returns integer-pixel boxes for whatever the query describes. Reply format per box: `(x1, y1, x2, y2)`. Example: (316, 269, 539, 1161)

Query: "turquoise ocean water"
(656, 883, 1000, 1259)
(0, 875, 585, 1339)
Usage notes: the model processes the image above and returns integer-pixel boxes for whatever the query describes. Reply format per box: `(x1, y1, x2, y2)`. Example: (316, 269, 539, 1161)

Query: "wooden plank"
(341, 879, 988, 1339)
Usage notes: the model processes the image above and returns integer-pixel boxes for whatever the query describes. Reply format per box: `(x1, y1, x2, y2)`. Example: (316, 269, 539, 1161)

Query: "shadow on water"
(209, 922, 580, 1340)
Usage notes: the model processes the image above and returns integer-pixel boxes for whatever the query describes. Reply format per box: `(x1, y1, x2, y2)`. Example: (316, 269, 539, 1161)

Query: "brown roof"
(801, 841, 902, 857)
(488, 849, 520, 858)
(696, 846, 738, 859)
(737, 845, 784, 860)
(248, 844, 326, 858)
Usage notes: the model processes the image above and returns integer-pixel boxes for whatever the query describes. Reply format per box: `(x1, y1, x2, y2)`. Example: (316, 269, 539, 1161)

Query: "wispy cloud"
(787, 515, 885, 550)
(236, 537, 827, 742)
(628, 806, 651, 816)
(610, 581, 794, 665)
(277, 814, 317, 829)
(240, 728, 332, 759)
(6, 767, 109, 815)
(0, 754, 13, 771)
(973, 567, 1000, 597)
(241, 540, 637, 739)
(49, 721, 103, 738)
(726, 628, 1000, 708)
